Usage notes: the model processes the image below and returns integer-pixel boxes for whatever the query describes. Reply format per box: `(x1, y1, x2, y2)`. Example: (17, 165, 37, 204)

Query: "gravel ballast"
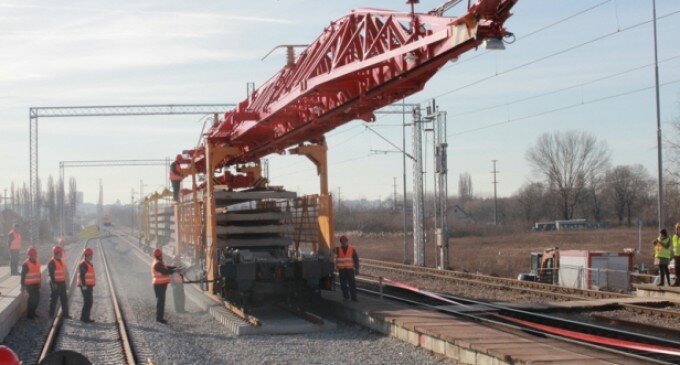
(103, 235, 448, 365)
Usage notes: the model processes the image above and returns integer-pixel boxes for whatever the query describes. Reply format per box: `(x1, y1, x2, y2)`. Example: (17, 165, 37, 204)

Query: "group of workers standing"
(653, 223, 680, 286)
(6, 224, 185, 324)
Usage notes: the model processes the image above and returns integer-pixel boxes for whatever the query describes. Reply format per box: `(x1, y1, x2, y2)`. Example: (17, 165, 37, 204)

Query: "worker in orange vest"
(78, 247, 96, 323)
(7, 223, 22, 275)
(21, 246, 41, 318)
(335, 235, 359, 301)
(152, 248, 177, 323)
(48, 246, 70, 318)
(169, 155, 185, 202)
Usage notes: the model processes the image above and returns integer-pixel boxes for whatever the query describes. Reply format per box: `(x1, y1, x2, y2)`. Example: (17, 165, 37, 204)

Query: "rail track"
(356, 275, 680, 365)
(37, 238, 137, 365)
(361, 258, 680, 320)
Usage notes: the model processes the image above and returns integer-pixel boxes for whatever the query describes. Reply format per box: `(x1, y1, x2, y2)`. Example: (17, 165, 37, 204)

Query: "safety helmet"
(53, 246, 64, 255)
(339, 235, 348, 243)
(676, 222, 680, 229)
(176, 154, 183, 161)
(153, 248, 163, 258)
(83, 247, 94, 257)
(13, 223, 19, 228)
(0, 345, 21, 365)
(27, 247, 37, 257)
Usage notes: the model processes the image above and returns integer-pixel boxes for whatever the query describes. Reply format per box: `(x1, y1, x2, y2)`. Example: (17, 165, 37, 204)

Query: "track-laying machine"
(142, 0, 517, 311)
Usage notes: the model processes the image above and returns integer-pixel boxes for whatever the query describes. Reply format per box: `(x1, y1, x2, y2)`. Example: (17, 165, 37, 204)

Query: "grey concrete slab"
(217, 212, 290, 222)
(216, 225, 292, 235)
(216, 237, 293, 248)
(214, 190, 297, 202)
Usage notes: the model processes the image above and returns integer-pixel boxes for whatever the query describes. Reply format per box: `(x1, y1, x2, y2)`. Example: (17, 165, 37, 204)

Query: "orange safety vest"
(9, 229, 21, 250)
(169, 162, 184, 182)
(51, 258, 66, 283)
(152, 259, 171, 285)
(23, 259, 41, 286)
(336, 245, 355, 270)
(77, 260, 96, 287)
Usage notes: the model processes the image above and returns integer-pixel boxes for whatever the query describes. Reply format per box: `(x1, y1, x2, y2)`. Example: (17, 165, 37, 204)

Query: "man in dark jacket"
(334, 235, 359, 301)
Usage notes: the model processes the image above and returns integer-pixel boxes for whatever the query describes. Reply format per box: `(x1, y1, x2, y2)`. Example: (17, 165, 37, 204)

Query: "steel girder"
(189, 0, 516, 172)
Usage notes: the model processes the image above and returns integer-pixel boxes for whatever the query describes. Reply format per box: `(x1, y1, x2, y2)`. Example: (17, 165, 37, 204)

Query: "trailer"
(558, 250, 633, 292)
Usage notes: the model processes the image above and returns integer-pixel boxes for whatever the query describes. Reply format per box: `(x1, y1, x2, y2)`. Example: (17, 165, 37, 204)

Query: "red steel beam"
(187, 0, 517, 173)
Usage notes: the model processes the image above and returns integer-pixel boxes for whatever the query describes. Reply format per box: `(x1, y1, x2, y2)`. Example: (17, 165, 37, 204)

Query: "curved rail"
(356, 275, 679, 364)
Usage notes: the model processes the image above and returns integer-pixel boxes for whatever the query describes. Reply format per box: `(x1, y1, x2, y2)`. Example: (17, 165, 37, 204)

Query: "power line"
(449, 77, 680, 137)
(440, 0, 614, 70)
(448, 53, 680, 119)
(425, 8, 680, 102)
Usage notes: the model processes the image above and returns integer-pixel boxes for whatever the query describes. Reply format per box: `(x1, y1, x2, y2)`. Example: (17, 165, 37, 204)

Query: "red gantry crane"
(172, 0, 517, 309)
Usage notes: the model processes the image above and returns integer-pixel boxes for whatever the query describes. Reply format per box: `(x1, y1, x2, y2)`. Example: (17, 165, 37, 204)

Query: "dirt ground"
(340, 227, 662, 278)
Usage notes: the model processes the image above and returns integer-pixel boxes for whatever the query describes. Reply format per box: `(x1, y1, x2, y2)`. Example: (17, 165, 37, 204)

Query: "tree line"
(3, 176, 79, 240)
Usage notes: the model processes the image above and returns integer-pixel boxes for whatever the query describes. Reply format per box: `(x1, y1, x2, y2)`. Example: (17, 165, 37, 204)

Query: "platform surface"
(634, 283, 680, 302)
(322, 290, 655, 364)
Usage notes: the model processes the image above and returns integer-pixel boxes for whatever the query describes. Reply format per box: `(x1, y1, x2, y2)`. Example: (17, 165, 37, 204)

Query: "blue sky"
(1, 0, 679, 204)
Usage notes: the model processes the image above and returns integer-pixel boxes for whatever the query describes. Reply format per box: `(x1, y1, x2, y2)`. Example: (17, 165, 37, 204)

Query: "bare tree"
(46, 175, 57, 233)
(526, 131, 610, 220)
(516, 182, 546, 223)
(606, 165, 651, 225)
(458, 172, 473, 201)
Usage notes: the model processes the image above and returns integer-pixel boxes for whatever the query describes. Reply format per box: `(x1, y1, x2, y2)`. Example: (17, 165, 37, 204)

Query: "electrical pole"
(393, 177, 398, 211)
(492, 160, 499, 225)
(131, 188, 136, 231)
(412, 106, 425, 266)
(402, 100, 409, 265)
(337, 187, 341, 207)
(653, 0, 664, 230)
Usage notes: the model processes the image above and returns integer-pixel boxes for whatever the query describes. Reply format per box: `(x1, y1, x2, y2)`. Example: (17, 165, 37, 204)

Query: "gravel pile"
(103, 236, 448, 365)
(1, 241, 87, 364)
(53, 241, 125, 364)
(362, 266, 557, 303)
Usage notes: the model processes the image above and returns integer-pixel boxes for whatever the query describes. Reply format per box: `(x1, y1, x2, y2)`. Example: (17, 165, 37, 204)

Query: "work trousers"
(49, 282, 69, 317)
(154, 284, 168, 320)
(339, 269, 357, 300)
(26, 284, 40, 318)
(659, 264, 671, 286)
(172, 283, 185, 313)
(171, 180, 181, 202)
(10, 249, 19, 275)
(674, 256, 680, 286)
(80, 286, 93, 321)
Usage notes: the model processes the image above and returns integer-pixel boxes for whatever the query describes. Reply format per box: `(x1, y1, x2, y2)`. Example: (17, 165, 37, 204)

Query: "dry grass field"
(340, 227, 663, 278)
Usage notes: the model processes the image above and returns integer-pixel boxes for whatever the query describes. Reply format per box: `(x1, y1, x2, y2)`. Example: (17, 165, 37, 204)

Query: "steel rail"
(98, 238, 137, 365)
(355, 276, 675, 365)
(361, 258, 631, 299)
(38, 240, 90, 363)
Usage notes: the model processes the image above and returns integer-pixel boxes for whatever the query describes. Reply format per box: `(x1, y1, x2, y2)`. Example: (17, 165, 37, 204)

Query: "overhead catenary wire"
(423, 8, 680, 103)
(448, 53, 680, 119)
(449, 77, 680, 137)
(440, 0, 614, 71)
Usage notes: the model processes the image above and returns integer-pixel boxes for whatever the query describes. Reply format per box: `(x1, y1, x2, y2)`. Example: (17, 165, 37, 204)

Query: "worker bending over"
(78, 248, 96, 323)
(21, 246, 41, 318)
(335, 235, 359, 302)
(48, 246, 70, 318)
(152, 248, 177, 323)
(7, 223, 22, 275)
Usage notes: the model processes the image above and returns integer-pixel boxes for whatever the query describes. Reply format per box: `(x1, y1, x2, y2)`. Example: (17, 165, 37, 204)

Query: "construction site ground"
(350, 226, 660, 278)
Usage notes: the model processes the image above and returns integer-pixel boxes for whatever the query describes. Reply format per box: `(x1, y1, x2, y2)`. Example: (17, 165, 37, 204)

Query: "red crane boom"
(188, 0, 516, 173)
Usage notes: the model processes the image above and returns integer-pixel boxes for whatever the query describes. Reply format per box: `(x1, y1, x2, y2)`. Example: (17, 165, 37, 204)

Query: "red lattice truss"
(187, 0, 517, 174)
